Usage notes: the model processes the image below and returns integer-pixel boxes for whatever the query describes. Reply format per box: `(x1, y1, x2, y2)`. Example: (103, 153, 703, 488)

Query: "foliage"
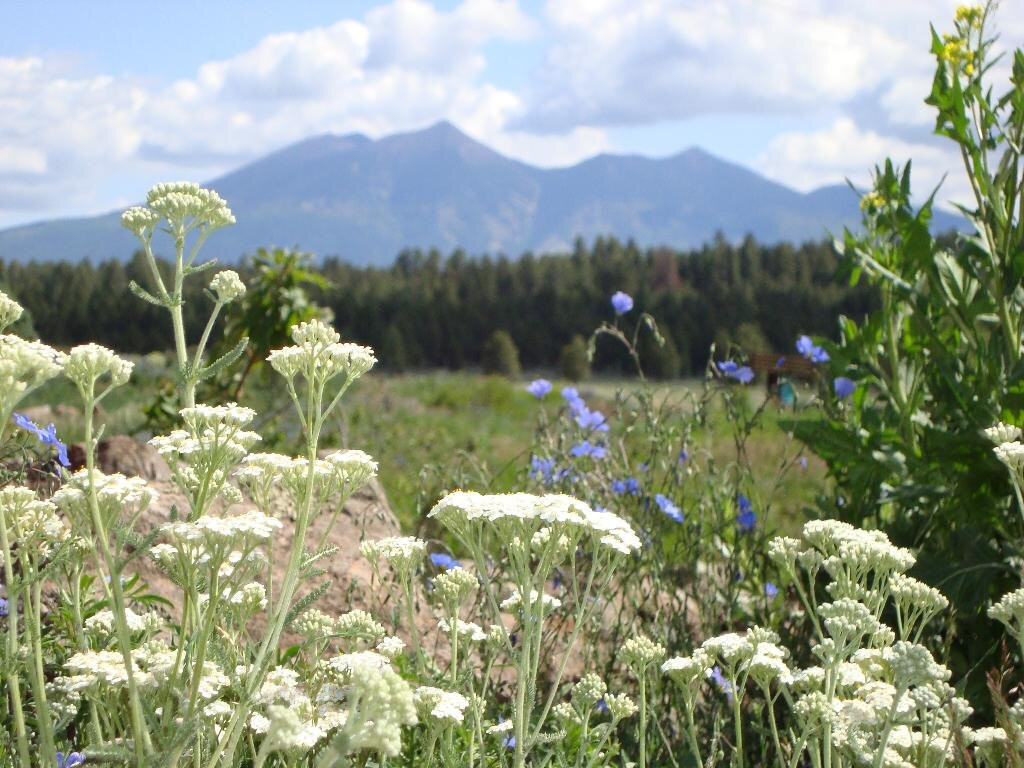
(560, 334, 591, 382)
(792, 1, 1024, 697)
(0, 234, 880, 375)
(214, 247, 330, 399)
(480, 329, 521, 377)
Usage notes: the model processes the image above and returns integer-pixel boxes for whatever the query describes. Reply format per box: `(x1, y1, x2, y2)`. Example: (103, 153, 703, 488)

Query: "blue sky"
(1, 0, 1021, 227)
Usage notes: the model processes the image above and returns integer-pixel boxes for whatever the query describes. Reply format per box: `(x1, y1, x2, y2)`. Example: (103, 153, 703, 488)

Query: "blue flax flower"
(529, 456, 556, 484)
(718, 360, 754, 384)
(56, 754, 86, 768)
(708, 666, 734, 702)
(655, 493, 683, 523)
(526, 379, 552, 398)
(429, 553, 462, 570)
(0, 596, 8, 618)
(574, 406, 609, 432)
(596, 698, 610, 714)
(12, 413, 70, 467)
(570, 441, 606, 459)
(795, 335, 830, 364)
(833, 376, 855, 400)
(611, 477, 641, 495)
(736, 494, 756, 531)
(611, 291, 634, 315)
(678, 449, 689, 464)
(764, 582, 779, 599)
(561, 387, 584, 411)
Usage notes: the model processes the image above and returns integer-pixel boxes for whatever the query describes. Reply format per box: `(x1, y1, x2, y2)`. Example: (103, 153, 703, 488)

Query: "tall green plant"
(794, 1, 1024, 691)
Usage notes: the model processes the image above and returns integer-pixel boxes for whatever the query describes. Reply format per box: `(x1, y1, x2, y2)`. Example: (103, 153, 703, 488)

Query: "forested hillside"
(0, 235, 877, 375)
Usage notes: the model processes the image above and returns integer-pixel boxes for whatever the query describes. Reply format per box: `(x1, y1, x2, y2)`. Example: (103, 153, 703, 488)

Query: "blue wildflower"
(611, 477, 641, 495)
(718, 360, 754, 384)
(833, 376, 855, 400)
(502, 735, 516, 749)
(0, 596, 7, 618)
(574, 406, 609, 432)
(776, 356, 786, 368)
(12, 413, 70, 467)
(611, 291, 634, 315)
(708, 666, 734, 702)
(56, 753, 86, 768)
(596, 698, 610, 714)
(429, 553, 462, 570)
(764, 582, 780, 599)
(736, 495, 756, 531)
(798, 456, 808, 469)
(561, 387, 584, 411)
(529, 456, 556, 484)
(655, 493, 683, 523)
(570, 441, 606, 459)
(795, 335, 830, 364)
(552, 571, 563, 590)
(526, 379, 552, 398)
(678, 449, 689, 464)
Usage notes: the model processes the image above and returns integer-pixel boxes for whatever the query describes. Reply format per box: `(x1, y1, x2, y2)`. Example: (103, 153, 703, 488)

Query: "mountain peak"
(0, 124, 959, 266)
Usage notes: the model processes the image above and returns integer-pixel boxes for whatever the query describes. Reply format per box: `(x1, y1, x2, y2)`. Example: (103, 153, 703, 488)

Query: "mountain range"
(0, 121, 963, 266)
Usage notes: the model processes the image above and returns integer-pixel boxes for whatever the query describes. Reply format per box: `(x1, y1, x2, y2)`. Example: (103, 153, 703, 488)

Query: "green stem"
(638, 673, 648, 768)
(0, 513, 31, 768)
(82, 383, 153, 762)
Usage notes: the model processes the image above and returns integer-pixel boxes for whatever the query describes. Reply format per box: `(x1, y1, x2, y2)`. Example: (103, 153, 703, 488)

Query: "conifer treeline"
(0, 235, 878, 376)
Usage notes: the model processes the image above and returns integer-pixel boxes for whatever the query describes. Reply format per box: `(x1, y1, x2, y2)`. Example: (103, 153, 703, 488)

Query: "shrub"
(559, 334, 591, 381)
(792, 0, 1024, 695)
(480, 329, 521, 377)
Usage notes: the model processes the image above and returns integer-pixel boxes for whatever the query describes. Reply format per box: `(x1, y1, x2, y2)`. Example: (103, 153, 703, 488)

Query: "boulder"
(96, 435, 171, 481)
(92, 439, 435, 645)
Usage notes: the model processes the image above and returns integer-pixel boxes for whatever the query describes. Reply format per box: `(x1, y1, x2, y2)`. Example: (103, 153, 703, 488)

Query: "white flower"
(210, 270, 246, 303)
(376, 636, 406, 658)
(501, 588, 562, 613)
(144, 182, 235, 229)
(603, 693, 638, 720)
(267, 320, 376, 385)
(334, 610, 386, 644)
(0, 334, 66, 413)
(985, 422, 1022, 445)
(0, 290, 23, 332)
(438, 617, 487, 642)
(360, 536, 427, 570)
(618, 635, 667, 672)
(572, 673, 608, 706)
(994, 441, 1024, 472)
(414, 686, 470, 726)
(64, 343, 133, 389)
(702, 633, 754, 665)
(428, 491, 640, 555)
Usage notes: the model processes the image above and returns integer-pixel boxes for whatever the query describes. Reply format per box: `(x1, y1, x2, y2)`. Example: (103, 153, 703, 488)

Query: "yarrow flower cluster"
(267, 319, 376, 389)
(428, 491, 641, 556)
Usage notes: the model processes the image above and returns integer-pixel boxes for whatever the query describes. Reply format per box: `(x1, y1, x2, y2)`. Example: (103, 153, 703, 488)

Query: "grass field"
(20, 361, 830, 532)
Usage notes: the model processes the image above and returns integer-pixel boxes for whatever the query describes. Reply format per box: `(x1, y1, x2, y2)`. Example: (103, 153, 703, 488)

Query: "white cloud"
(2, 0, 1023, 227)
(519, 0, 911, 130)
(755, 117, 969, 209)
(0, 0, 592, 226)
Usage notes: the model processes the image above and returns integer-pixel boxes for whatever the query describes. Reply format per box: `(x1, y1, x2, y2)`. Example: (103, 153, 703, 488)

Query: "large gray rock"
(97, 435, 171, 481)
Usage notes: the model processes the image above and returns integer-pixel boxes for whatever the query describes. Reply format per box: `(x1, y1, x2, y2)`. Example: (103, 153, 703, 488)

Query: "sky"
(1, 0, 1022, 228)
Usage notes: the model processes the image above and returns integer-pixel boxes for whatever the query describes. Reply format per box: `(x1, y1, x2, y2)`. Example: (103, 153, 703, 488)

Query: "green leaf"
(128, 280, 167, 307)
(199, 336, 249, 381)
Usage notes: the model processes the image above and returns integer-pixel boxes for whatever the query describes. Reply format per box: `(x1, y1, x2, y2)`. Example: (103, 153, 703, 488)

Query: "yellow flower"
(859, 191, 886, 213)
(955, 5, 982, 28)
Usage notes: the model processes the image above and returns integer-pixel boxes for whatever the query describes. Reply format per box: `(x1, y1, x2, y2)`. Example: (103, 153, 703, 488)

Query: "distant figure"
(778, 379, 796, 409)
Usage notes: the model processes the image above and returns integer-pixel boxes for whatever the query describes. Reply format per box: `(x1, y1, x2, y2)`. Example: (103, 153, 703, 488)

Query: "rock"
(19, 404, 81, 425)
(116, 450, 432, 644)
(96, 435, 171, 482)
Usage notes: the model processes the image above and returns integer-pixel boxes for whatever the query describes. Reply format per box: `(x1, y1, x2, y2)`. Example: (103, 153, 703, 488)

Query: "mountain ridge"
(0, 121, 963, 265)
